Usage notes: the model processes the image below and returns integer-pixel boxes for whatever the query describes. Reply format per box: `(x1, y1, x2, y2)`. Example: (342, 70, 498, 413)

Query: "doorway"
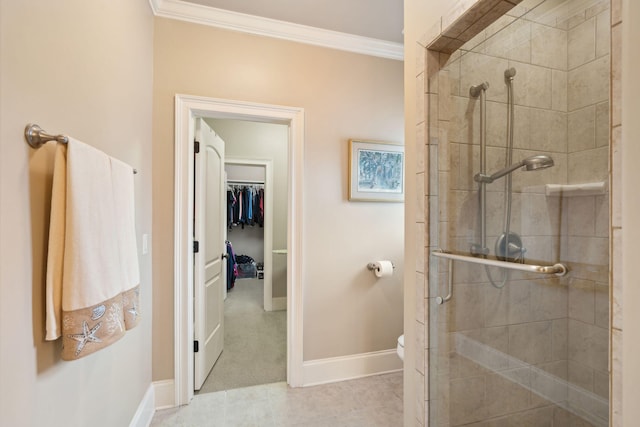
(198, 122, 286, 393)
(173, 95, 305, 405)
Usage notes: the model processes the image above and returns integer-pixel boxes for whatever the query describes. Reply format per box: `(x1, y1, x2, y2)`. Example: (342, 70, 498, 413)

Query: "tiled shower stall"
(414, 0, 622, 425)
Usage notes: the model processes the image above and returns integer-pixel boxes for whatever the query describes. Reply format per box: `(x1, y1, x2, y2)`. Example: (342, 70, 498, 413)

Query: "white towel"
(45, 138, 139, 360)
(45, 143, 67, 341)
(110, 157, 140, 330)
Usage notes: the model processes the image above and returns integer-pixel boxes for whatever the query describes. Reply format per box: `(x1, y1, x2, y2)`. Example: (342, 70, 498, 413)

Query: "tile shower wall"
(422, 0, 611, 426)
(563, 3, 610, 424)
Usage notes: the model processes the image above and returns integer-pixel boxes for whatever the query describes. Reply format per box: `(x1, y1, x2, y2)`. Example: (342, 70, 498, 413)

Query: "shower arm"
(474, 155, 555, 184)
(474, 161, 524, 184)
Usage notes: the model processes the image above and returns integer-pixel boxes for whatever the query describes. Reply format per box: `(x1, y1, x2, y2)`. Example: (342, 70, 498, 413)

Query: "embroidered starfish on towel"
(68, 321, 102, 356)
(127, 302, 139, 321)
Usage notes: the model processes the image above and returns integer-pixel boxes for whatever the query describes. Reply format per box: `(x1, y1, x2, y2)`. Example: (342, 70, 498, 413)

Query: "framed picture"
(348, 139, 404, 202)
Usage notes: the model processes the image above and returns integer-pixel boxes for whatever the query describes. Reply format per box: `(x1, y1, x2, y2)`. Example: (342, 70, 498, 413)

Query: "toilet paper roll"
(373, 260, 394, 278)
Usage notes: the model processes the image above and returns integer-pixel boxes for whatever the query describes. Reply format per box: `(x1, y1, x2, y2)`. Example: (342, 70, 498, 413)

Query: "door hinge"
(194, 140, 200, 154)
(194, 340, 199, 353)
(193, 241, 199, 253)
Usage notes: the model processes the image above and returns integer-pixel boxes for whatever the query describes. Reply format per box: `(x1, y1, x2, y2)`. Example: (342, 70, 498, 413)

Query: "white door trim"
(224, 157, 274, 311)
(174, 94, 304, 406)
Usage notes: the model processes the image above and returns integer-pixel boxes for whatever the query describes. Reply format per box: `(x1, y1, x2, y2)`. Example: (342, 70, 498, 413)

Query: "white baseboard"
(302, 349, 402, 387)
(153, 379, 176, 410)
(271, 297, 287, 311)
(129, 385, 155, 427)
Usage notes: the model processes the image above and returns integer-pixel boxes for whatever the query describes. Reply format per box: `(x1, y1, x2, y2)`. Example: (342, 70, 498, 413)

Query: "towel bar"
(24, 123, 137, 174)
(431, 249, 567, 276)
(430, 249, 567, 304)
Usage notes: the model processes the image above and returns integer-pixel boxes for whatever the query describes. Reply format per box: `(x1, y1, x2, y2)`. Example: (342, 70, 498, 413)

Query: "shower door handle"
(435, 258, 453, 305)
(431, 249, 568, 276)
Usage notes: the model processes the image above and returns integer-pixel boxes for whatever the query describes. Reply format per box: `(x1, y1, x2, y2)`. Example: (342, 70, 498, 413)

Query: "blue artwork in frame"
(349, 139, 404, 202)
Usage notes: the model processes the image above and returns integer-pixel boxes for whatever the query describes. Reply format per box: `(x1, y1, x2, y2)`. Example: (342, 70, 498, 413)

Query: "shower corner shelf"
(545, 181, 606, 197)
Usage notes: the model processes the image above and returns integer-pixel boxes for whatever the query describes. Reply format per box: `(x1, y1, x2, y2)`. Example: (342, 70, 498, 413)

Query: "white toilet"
(396, 334, 405, 361)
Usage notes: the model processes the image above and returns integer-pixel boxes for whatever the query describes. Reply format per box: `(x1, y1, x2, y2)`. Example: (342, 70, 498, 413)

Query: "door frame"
(174, 94, 305, 405)
(224, 158, 275, 311)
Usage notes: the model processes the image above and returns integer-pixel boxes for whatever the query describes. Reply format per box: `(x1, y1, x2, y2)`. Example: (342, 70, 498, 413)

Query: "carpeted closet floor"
(196, 277, 287, 394)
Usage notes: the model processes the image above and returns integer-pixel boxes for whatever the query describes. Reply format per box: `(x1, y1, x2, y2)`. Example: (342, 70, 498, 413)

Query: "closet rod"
(24, 124, 137, 174)
(227, 179, 264, 185)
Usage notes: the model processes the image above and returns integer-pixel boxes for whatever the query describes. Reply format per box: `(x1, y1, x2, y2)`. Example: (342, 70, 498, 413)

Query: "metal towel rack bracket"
(25, 123, 69, 148)
(25, 123, 137, 174)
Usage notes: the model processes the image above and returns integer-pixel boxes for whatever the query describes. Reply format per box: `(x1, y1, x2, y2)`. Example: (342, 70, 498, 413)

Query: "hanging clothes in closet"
(225, 240, 238, 290)
(226, 183, 265, 230)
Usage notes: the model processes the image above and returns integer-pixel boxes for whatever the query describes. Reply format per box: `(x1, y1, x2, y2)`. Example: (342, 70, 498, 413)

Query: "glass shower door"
(427, 0, 611, 425)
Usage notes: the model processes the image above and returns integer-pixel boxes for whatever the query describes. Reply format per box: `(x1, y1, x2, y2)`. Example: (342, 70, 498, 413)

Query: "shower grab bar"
(431, 249, 568, 277)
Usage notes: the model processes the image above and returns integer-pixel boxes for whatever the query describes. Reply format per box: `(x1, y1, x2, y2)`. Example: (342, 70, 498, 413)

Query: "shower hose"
(486, 68, 523, 289)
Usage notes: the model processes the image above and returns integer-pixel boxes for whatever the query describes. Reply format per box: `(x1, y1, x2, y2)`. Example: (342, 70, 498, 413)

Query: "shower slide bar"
(431, 249, 568, 305)
(24, 123, 138, 174)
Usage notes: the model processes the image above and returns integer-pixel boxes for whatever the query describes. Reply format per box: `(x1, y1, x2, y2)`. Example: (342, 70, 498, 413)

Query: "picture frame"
(348, 139, 404, 202)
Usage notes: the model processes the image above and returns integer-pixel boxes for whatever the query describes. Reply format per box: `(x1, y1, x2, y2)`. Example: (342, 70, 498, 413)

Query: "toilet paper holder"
(367, 262, 395, 271)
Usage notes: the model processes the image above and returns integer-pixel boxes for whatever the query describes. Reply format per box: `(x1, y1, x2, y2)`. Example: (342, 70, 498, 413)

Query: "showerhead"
(474, 154, 555, 183)
(522, 154, 554, 171)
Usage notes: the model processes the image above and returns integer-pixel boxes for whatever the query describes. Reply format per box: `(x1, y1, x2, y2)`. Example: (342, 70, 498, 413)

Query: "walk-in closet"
(225, 164, 266, 290)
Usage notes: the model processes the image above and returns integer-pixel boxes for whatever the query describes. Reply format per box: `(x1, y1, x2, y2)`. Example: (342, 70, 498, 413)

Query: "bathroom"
(412, 0, 618, 425)
(5, 0, 640, 425)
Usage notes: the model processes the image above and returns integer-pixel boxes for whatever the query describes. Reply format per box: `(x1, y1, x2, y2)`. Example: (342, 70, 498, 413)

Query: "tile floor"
(151, 372, 403, 427)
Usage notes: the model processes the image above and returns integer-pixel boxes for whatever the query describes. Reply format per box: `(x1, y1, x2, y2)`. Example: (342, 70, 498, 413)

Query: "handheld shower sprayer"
(504, 67, 517, 81)
(474, 154, 554, 184)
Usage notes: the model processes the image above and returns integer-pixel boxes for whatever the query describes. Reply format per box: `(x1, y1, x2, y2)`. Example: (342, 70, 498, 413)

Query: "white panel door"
(194, 118, 226, 390)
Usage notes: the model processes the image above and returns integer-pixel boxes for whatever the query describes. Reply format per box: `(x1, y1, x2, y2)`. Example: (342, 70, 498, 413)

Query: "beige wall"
(0, 1, 154, 426)
(208, 119, 288, 297)
(152, 18, 404, 380)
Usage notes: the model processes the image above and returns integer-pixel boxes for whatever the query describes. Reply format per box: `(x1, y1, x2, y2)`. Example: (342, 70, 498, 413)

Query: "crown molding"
(149, 0, 404, 61)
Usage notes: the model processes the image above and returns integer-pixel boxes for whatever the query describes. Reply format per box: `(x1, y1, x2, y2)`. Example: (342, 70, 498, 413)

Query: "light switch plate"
(142, 234, 149, 255)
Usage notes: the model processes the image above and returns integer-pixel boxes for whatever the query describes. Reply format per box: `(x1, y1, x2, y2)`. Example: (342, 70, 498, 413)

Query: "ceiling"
(180, 0, 404, 43)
